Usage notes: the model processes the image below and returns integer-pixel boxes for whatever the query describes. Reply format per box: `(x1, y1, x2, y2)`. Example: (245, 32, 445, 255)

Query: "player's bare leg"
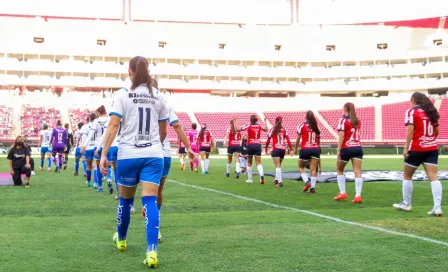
(226, 153, 233, 177)
(423, 164, 443, 216)
(308, 158, 319, 193)
(272, 157, 283, 187)
(254, 156, 264, 184)
(334, 160, 348, 200)
(246, 156, 254, 183)
(299, 159, 311, 192)
(351, 159, 363, 203)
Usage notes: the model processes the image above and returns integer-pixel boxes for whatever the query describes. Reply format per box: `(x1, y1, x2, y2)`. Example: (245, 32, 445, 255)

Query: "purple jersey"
(51, 127, 67, 149)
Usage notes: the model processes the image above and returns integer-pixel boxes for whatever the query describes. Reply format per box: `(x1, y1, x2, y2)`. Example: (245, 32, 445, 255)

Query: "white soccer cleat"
(31, 171, 35, 176)
(246, 179, 253, 184)
(427, 207, 443, 217)
(393, 202, 412, 212)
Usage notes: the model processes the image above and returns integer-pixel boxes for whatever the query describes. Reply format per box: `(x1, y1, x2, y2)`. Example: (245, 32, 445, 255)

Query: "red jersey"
(226, 127, 241, 147)
(337, 116, 362, 149)
(241, 124, 263, 145)
(405, 107, 439, 151)
(297, 122, 320, 150)
(198, 130, 213, 148)
(178, 138, 184, 148)
(266, 127, 293, 151)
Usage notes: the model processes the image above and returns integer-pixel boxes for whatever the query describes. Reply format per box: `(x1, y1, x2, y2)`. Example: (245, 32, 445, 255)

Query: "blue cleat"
(87, 181, 91, 187)
(93, 183, 98, 189)
(97, 187, 103, 193)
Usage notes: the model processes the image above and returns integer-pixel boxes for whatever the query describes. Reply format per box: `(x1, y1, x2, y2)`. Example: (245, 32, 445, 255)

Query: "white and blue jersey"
(83, 116, 108, 160)
(96, 117, 121, 162)
(162, 99, 178, 177)
(110, 84, 168, 186)
(39, 129, 52, 154)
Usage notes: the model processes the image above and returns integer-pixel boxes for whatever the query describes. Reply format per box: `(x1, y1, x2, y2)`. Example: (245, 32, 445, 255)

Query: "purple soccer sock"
(58, 154, 63, 168)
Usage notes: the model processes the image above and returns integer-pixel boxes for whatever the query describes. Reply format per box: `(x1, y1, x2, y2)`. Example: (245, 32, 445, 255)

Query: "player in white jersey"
(80, 113, 98, 187)
(78, 117, 91, 178)
(38, 124, 53, 172)
(99, 56, 168, 268)
(73, 122, 84, 176)
(82, 105, 108, 192)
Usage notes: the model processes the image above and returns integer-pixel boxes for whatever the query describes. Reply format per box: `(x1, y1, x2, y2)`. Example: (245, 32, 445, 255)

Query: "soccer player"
(188, 123, 200, 172)
(224, 120, 242, 178)
(63, 123, 74, 170)
(73, 122, 84, 176)
(38, 124, 53, 172)
(393, 92, 443, 216)
(334, 103, 364, 203)
(265, 116, 293, 187)
(80, 113, 97, 187)
(84, 105, 109, 192)
(295, 111, 322, 193)
(8, 136, 32, 187)
(239, 136, 248, 174)
(232, 115, 268, 184)
(197, 124, 214, 174)
(79, 117, 91, 178)
(178, 127, 187, 170)
(99, 56, 168, 268)
(49, 120, 67, 173)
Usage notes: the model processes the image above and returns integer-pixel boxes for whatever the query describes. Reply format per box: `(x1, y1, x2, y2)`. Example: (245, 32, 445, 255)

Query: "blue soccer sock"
(48, 158, 52, 167)
(117, 197, 134, 241)
(142, 196, 159, 252)
(86, 170, 92, 182)
(107, 165, 112, 181)
(40, 158, 44, 168)
(96, 168, 103, 188)
(157, 204, 162, 211)
(74, 160, 79, 173)
(82, 160, 87, 174)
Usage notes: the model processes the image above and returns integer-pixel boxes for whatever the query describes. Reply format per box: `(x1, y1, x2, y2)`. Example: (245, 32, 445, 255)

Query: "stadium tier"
(22, 106, 60, 138)
(382, 101, 414, 141)
(439, 98, 448, 140)
(69, 108, 95, 132)
(0, 106, 13, 139)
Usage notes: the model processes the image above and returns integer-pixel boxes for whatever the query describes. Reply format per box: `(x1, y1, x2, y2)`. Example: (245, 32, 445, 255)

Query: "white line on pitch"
(168, 179, 448, 247)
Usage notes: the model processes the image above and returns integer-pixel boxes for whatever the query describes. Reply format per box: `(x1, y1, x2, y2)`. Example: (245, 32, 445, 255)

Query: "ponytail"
(411, 92, 439, 123)
(274, 117, 282, 135)
(230, 120, 236, 135)
(129, 56, 153, 96)
(306, 110, 320, 136)
(344, 102, 358, 127)
(200, 124, 207, 140)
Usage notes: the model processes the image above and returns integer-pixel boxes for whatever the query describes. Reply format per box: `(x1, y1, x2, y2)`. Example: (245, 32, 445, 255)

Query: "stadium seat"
(167, 112, 192, 141)
(438, 98, 448, 140)
(22, 106, 60, 139)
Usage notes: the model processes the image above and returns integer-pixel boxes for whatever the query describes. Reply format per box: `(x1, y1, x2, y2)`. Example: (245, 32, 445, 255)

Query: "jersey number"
(277, 134, 284, 145)
(308, 132, 316, 143)
(138, 107, 151, 135)
(422, 120, 434, 136)
(58, 133, 63, 142)
(349, 128, 360, 142)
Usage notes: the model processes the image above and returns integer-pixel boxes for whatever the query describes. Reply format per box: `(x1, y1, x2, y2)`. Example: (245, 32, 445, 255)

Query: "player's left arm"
(403, 125, 414, 158)
(265, 136, 271, 155)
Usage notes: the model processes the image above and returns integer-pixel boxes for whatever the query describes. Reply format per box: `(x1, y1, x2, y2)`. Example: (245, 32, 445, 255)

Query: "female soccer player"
(63, 123, 74, 170)
(8, 136, 32, 187)
(265, 116, 293, 187)
(50, 120, 67, 173)
(239, 136, 248, 174)
(83, 106, 108, 192)
(178, 127, 187, 170)
(99, 56, 168, 268)
(197, 124, 214, 174)
(225, 120, 242, 178)
(393, 92, 443, 216)
(73, 122, 84, 176)
(334, 103, 364, 203)
(80, 113, 97, 187)
(38, 124, 53, 172)
(188, 123, 200, 172)
(295, 111, 322, 193)
(232, 115, 268, 184)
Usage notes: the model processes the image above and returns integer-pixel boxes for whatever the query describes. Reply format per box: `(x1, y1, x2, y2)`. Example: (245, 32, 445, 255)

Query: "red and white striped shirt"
(266, 127, 293, 151)
(405, 107, 438, 152)
(297, 122, 320, 150)
(241, 124, 263, 145)
(337, 116, 362, 149)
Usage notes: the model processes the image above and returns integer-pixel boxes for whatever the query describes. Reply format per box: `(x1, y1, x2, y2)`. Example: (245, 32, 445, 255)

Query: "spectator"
(7, 136, 32, 187)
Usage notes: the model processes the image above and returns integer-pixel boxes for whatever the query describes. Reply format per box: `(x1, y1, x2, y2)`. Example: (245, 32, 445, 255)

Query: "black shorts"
(405, 150, 439, 168)
(340, 147, 363, 162)
(64, 145, 71, 154)
(12, 166, 31, 185)
(200, 147, 211, 153)
(271, 149, 286, 159)
(247, 144, 262, 157)
(299, 148, 321, 161)
(178, 147, 186, 154)
(227, 146, 241, 155)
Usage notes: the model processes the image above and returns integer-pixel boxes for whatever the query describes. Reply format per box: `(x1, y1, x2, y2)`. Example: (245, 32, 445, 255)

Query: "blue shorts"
(405, 150, 439, 168)
(162, 157, 172, 177)
(84, 147, 96, 161)
(40, 146, 50, 154)
(94, 148, 103, 160)
(116, 157, 164, 187)
(75, 148, 82, 159)
(107, 146, 118, 162)
(299, 148, 321, 161)
(340, 147, 363, 162)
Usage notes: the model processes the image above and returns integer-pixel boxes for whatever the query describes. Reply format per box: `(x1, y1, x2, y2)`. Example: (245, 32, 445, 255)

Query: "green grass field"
(1, 156, 448, 272)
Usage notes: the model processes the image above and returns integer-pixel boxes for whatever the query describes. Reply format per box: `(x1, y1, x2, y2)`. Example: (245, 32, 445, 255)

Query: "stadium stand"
(22, 106, 60, 138)
(319, 107, 375, 141)
(382, 101, 412, 141)
(438, 98, 448, 140)
(69, 108, 95, 132)
(168, 112, 192, 141)
(0, 106, 13, 138)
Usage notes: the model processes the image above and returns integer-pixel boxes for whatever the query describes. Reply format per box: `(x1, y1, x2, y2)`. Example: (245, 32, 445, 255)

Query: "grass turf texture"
(1, 157, 447, 272)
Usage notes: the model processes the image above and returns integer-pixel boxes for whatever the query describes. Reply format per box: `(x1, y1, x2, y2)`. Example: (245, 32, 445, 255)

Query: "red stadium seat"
(167, 112, 192, 141)
(0, 106, 13, 138)
(438, 98, 448, 141)
(22, 106, 60, 138)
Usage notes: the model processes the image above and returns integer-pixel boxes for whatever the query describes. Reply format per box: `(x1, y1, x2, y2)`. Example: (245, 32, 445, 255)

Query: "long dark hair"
(274, 117, 283, 134)
(192, 123, 197, 130)
(200, 124, 207, 139)
(411, 92, 439, 123)
(12, 135, 25, 149)
(96, 105, 106, 115)
(129, 56, 153, 95)
(250, 115, 258, 125)
(56, 120, 62, 127)
(89, 112, 97, 122)
(344, 102, 359, 128)
(230, 120, 236, 135)
(306, 111, 320, 136)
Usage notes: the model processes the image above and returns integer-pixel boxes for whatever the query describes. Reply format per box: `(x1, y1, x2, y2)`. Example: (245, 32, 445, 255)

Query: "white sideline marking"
(168, 179, 448, 247)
